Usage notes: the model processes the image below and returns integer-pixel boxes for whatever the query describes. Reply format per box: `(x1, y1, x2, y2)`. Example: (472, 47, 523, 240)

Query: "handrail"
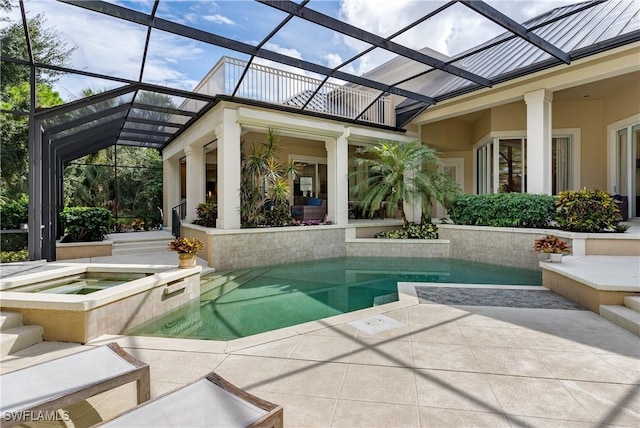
(183, 56, 393, 126)
(171, 202, 186, 238)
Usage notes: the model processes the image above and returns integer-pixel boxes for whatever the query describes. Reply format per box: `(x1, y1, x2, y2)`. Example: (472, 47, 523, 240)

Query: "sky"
(7, 0, 581, 102)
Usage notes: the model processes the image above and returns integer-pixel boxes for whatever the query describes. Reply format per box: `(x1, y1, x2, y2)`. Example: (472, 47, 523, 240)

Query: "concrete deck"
(1, 293, 638, 427)
(1, 224, 638, 426)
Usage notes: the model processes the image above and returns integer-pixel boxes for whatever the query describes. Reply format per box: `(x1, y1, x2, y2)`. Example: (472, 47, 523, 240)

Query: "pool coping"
(0, 263, 202, 311)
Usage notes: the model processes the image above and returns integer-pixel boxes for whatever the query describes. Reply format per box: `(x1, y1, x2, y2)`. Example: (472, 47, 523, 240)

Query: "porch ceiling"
(2, 0, 639, 158)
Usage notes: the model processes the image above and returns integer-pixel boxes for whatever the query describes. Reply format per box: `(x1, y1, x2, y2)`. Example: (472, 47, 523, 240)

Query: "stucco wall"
(422, 118, 472, 151)
(603, 72, 640, 124)
(554, 99, 605, 188)
(491, 102, 526, 131)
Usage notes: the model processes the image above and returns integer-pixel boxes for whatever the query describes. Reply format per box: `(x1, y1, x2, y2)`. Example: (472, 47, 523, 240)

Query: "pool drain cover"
(349, 314, 405, 335)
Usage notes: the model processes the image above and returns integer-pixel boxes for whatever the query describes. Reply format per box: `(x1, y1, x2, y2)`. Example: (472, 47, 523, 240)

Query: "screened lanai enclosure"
(1, 0, 638, 260)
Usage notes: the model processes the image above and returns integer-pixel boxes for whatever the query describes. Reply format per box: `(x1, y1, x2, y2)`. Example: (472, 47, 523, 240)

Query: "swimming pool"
(129, 257, 541, 341)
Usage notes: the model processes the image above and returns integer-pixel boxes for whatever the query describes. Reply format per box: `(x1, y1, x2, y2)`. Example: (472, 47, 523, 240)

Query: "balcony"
(191, 56, 394, 127)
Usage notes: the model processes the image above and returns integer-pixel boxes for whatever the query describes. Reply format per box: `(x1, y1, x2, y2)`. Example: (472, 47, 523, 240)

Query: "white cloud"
(203, 14, 235, 25)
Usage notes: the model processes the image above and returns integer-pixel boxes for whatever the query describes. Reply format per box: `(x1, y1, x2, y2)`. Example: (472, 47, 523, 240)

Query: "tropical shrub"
(193, 201, 217, 227)
(554, 188, 626, 232)
(375, 222, 438, 239)
(60, 207, 112, 242)
(240, 129, 297, 228)
(0, 249, 29, 263)
(448, 193, 555, 228)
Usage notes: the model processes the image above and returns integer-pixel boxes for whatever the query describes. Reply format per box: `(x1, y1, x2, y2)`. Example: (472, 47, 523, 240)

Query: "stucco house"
(162, 0, 639, 233)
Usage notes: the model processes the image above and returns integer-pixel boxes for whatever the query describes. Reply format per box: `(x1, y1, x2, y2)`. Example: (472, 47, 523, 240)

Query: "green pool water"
(129, 257, 541, 341)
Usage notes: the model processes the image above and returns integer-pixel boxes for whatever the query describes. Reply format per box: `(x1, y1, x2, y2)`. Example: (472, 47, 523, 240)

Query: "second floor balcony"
(191, 57, 395, 128)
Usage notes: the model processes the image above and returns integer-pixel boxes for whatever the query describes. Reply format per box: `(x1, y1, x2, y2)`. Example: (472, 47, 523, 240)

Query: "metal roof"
(396, 0, 640, 125)
(2, 0, 637, 150)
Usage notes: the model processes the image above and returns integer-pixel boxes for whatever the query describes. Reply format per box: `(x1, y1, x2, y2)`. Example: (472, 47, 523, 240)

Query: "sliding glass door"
(613, 124, 639, 218)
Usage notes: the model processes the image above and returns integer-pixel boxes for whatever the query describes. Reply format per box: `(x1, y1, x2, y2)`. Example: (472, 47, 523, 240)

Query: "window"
(476, 135, 572, 194)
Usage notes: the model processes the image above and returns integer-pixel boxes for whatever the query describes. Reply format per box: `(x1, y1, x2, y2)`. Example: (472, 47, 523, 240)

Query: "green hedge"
(60, 207, 113, 242)
(448, 193, 555, 228)
(0, 194, 28, 229)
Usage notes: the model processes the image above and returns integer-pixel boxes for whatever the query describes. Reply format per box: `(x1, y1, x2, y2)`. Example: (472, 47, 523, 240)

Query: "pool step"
(200, 268, 268, 301)
(600, 296, 640, 336)
(0, 311, 43, 356)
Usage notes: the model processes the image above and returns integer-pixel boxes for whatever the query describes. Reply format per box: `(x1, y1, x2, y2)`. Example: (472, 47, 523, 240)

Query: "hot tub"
(0, 263, 201, 343)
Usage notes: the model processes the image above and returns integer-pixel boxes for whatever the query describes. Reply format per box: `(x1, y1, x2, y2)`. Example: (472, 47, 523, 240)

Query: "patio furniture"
(0, 343, 150, 428)
(97, 372, 283, 428)
(291, 197, 327, 221)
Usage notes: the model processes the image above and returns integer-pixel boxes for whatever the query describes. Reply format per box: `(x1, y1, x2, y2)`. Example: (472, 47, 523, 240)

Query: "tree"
(1, 9, 75, 91)
(351, 141, 461, 227)
(0, 83, 64, 200)
(0, 4, 74, 201)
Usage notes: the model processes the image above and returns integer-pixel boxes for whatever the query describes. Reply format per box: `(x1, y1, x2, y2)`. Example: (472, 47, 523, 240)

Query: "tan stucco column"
(184, 146, 205, 224)
(325, 135, 349, 225)
(215, 108, 241, 229)
(525, 89, 553, 194)
(163, 156, 181, 229)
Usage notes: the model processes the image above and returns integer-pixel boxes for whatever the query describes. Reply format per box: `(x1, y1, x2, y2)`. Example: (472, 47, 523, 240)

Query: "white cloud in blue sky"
(9, 0, 580, 101)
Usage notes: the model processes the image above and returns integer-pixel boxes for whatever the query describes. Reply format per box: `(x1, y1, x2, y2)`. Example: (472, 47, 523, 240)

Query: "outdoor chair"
(291, 197, 327, 221)
(0, 343, 150, 428)
(97, 372, 283, 427)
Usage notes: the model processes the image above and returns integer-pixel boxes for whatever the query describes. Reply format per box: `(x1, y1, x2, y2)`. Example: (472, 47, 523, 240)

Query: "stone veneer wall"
(437, 224, 556, 270)
(346, 239, 450, 258)
(184, 224, 347, 270)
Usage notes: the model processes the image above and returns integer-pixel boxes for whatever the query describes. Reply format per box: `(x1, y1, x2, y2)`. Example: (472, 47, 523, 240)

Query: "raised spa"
(0, 263, 201, 343)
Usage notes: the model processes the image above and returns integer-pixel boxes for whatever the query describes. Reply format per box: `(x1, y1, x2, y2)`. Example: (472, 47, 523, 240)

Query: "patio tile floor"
(2, 294, 638, 427)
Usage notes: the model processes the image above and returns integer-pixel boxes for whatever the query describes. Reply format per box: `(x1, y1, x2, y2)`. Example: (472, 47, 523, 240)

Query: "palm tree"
(351, 141, 461, 227)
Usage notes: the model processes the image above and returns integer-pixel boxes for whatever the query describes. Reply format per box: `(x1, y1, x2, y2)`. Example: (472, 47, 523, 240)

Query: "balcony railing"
(190, 56, 394, 127)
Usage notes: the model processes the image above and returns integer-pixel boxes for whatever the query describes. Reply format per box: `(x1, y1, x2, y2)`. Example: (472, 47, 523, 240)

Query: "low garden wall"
(183, 224, 346, 270)
(346, 238, 450, 258)
(183, 222, 636, 272)
(437, 225, 561, 270)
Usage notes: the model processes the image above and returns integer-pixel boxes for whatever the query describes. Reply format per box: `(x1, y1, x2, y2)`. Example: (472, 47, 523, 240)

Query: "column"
(163, 157, 181, 229)
(325, 135, 349, 225)
(525, 89, 553, 194)
(216, 108, 241, 229)
(184, 146, 205, 224)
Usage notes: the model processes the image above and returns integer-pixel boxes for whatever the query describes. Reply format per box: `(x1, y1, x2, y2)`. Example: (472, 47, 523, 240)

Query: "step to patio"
(624, 295, 640, 311)
(1, 311, 45, 356)
(600, 302, 640, 336)
(111, 238, 174, 256)
(0, 311, 23, 331)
